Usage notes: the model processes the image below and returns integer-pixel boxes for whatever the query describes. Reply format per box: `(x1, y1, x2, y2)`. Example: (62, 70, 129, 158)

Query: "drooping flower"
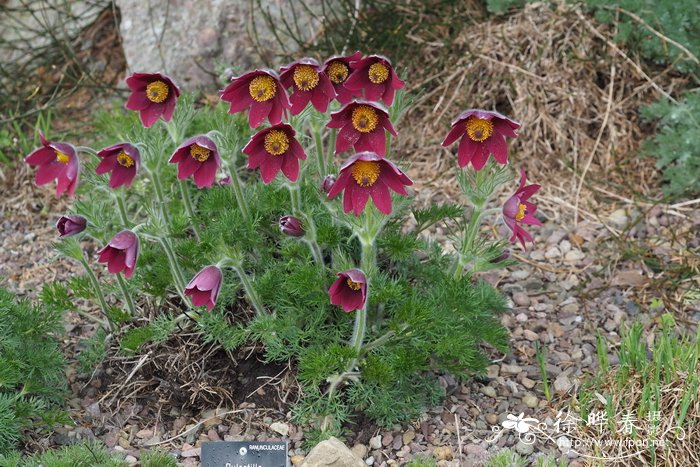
(343, 55, 405, 106)
(125, 72, 180, 128)
(327, 151, 412, 216)
(56, 215, 87, 238)
(279, 216, 305, 237)
(503, 170, 542, 248)
(327, 100, 396, 156)
(185, 265, 223, 311)
(321, 174, 337, 194)
(97, 230, 139, 278)
(442, 109, 520, 170)
(95, 143, 141, 189)
(322, 51, 362, 105)
(24, 132, 80, 197)
(242, 123, 307, 184)
(280, 58, 336, 114)
(220, 69, 291, 128)
(329, 269, 367, 312)
(169, 135, 221, 189)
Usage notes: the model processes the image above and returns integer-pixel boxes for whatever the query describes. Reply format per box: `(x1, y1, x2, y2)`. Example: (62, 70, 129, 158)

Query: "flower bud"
(490, 249, 511, 263)
(279, 216, 305, 237)
(321, 174, 336, 194)
(56, 215, 87, 238)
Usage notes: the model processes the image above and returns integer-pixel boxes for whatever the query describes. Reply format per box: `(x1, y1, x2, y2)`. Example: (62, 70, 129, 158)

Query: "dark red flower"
(185, 265, 223, 311)
(220, 69, 291, 128)
(242, 123, 307, 184)
(327, 100, 396, 156)
(279, 216, 304, 237)
(442, 109, 520, 170)
(343, 55, 405, 106)
(24, 132, 79, 197)
(95, 143, 141, 189)
(56, 215, 87, 238)
(97, 230, 139, 278)
(329, 269, 367, 312)
(280, 58, 336, 114)
(169, 135, 221, 189)
(125, 72, 180, 128)
(327, 151, 412, 216)
(503, 170, 541, 248)
(322, 51, 362, 105)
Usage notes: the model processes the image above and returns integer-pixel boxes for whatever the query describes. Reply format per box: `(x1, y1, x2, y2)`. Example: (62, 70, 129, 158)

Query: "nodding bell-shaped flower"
(125, 72, 180, 128)
(279, 216, 305, 237)
(96, 143, 141, 189)
(220, 69, 291, 128)
(243, 123, 307, 184)
(326, 151, 412, 216)
(442, 109, 520, 170)
(56, 215, 87, 238)
(25, 132, 80, 198)
(327, 100, 396, 156)
(321, 174, 337, 194)
(343, 54, 405, 106)
(503, 170, 542, 248)
(169, 135, 221, 189)
(322, 51, 363, 105)
(97, 230, 139, 278)
(185, 265, 223, 311)
(280, 57, 336, 114)
(329, 269, 367, 312)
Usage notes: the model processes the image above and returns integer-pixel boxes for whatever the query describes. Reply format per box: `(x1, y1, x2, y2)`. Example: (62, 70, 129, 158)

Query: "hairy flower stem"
(233, 266, 265, 316)
(227, 166, 250, 221)
(288, 184, 324, 267)
(350, 237, 376, 354)
(313, 126, 327, 177)
(452, 204, 484, 279)
(116, 273, 136, 317)
(151, 171, 172, 228)
(327, 128, 337, 169)
(157, 237, 187, 302)
(79, 257, 114, 331)
(116, 191, 130, 226)
(178, 179, 201, 241)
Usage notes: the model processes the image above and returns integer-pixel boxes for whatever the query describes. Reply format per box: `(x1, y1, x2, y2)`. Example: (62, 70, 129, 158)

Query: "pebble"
(369, 435, 382, 450)
(515, 312, 528, 322)
(500, 364, 522, 375)
(522, 394, 538, 408)
(433, 446, 453, 461)
(512, 292, 531, 307)
(365, 456, 374, 465)
(351, 444, 368, 459)
(382, 432, 393, 447)
(564, 249, 585, 261)
(269, 422, 289, 437)
(291, 455, 305, 465)
(521, 377, 536, 389)
(515, 440, 534, 455)
(479, 386, 497, 398)
(523, 330, 539, 341)
(544, 246, 561, 259)
(402, 431, 415, 445)
(486, 365, 499, 378)
(554, 374, 573, 393)
(485, 413, 499, 425)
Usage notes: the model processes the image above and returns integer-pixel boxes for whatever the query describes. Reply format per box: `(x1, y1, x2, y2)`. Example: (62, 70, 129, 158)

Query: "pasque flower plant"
(30, 51, 540, 439)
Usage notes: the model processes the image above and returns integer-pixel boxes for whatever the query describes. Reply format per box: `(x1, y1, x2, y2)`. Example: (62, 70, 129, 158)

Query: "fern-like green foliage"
(641, 91, 700, 198)
(0, 288, 67, 454)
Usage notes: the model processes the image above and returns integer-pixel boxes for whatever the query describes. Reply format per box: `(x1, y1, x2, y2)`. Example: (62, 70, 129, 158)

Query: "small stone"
(125, 455, 138, 465)
(521, 377, 536, 389)
(544, 246, 561, 259)
(486, 365, 499, 378)
(479, 386, 497, 398)
(522, 330, 539, 341)
(500, 364, 522, 375)
(365, 457, 374, 466)
(301, 437, 364, 467)
(554, 374, 573, 393)
(181, 447, 201, 458)
(515, 312, 528, 322)
(369, 435, 382, 450)
(351, 444, 368, 459)
(433, 446, 453, 461)
(136, 429, 153, 439)
(269, 422, 289, 437)
(608, 209, 628, 228)
(515, 440, 534, 455)
(522, 394, 538, 408)
(512, 292, 531, 307)
(381, 432, 393, 447)
(464, 443, 484, 455)
(564, 250, 585, 262)
(392, 434, 402, 450)
(485, 413, 499, 425)
(402, 431, 415, 445)
(561, 303, 579, 313)
(291, 455, 305, 465)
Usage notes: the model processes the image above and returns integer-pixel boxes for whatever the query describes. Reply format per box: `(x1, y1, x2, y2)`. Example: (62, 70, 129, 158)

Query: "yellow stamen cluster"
(55, 150, 71, 164)
(368, 62, 389, 84)
(248, 75, 277, 102)
(516, 203, 527, 221)
(263, 130, 290, 156)
(346, 278, 362, 290)
(117, 151, 135, 168)
(327, 61, 349, 84)
(146, 80, 169, 103)
(350, 160, 381, 187)
(190, 144, 211, 162)
(465, 117, 494, 142)
(351, 105, 379, 133)
(293, 65, 319, 91)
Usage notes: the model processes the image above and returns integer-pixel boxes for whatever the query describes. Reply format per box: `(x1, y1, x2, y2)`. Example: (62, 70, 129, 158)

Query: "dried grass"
(398, 2, 691, 219)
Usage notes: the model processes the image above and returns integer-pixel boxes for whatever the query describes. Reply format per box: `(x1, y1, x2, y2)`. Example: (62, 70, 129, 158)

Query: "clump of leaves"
(641, 90, 700, 198)
(0, 288, 67, 454)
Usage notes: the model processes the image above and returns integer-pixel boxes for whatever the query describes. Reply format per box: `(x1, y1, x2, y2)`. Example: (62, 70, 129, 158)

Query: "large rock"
(116, 0, 322, 89)
(300, 437, 365, 467)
